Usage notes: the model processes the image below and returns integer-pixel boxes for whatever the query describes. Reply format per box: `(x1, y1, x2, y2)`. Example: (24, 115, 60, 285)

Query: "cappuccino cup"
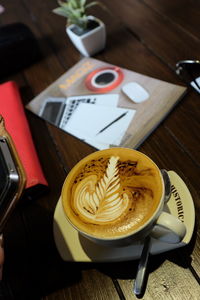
(61, 148, 186, 246)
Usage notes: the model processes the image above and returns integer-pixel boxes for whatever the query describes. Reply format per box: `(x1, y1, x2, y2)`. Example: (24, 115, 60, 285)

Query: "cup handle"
(151, 212, 186, 243)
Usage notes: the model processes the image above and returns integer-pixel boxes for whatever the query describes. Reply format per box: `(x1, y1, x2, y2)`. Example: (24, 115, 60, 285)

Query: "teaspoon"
(133, 235, 151, 296)
(133, 169, 171, 296)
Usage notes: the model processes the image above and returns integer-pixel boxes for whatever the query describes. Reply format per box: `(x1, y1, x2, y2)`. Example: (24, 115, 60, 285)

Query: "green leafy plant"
(52, 0, 106, 29)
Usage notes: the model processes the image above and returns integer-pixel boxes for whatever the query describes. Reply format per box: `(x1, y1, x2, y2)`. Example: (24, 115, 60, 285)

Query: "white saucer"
(53, 171, 195, 262)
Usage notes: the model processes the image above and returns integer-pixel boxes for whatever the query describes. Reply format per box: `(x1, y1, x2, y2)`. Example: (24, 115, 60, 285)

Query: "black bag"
(0, 23, 41, 79)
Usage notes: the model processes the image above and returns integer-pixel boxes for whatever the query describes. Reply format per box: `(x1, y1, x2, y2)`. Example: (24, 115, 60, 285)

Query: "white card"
(64, 103, 136, 146)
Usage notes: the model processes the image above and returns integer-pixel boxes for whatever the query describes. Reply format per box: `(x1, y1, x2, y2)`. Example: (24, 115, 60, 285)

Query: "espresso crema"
(62, 148, 163, 239)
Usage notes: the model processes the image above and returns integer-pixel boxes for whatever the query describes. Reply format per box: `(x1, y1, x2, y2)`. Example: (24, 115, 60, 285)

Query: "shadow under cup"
(61, 148, 186, 247)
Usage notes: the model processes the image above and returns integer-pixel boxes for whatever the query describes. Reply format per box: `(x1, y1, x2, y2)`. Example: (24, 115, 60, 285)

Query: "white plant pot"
(66, 16, 106, 57)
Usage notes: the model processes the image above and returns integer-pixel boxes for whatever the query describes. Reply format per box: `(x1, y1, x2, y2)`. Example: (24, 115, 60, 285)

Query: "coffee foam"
(62, 148, 163, 239)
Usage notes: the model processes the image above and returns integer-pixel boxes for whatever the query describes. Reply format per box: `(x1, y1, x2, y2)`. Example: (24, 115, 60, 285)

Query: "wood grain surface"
(0, 0, 199, 299)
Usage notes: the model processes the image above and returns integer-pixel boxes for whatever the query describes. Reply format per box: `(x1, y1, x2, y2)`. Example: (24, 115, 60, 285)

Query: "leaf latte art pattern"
(73, 156, 129, 223)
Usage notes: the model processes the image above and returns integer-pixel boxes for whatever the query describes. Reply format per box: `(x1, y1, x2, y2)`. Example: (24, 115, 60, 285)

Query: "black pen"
(96, 111, 128, 135)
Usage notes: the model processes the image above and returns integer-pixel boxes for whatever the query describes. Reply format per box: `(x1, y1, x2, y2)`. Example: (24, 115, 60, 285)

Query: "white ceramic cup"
(61, 148, 186, 247)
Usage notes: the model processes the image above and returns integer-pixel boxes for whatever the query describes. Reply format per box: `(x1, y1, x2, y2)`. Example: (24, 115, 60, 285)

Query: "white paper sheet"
(59, 94, 119, 128)
(63, 103, 136, 146)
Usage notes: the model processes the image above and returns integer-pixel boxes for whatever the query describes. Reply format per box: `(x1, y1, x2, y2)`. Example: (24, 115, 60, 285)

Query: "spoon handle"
(134, 235, 151, 296)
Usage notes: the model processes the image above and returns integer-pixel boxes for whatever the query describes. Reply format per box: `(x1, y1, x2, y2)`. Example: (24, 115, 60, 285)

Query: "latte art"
(62, 148, 163, 239)
(73, 156, 129, 223)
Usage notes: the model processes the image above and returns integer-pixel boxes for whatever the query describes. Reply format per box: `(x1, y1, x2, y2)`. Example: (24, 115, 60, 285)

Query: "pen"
(96, 111, 128, 135)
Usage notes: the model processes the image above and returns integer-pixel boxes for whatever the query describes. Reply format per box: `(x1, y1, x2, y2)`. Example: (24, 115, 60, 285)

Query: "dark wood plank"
(144, 0, 200, 40)
(164, 91, 200, 164)
(42, 269, 120, 300)
(102, 0, 200, 65)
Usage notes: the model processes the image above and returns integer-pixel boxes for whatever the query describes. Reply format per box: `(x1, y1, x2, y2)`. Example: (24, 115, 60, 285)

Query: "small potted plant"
(53, 0, 106, 57)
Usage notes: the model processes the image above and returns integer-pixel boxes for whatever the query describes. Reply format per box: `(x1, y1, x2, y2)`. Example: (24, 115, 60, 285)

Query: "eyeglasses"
(176, 60, 200, 93)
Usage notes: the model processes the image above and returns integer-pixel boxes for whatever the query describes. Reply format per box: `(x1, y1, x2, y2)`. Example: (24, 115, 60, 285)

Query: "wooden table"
(0, 0, 200, 299)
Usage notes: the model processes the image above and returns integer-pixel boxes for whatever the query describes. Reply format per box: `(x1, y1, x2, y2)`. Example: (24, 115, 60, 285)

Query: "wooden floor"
(0, 0, 200, 299)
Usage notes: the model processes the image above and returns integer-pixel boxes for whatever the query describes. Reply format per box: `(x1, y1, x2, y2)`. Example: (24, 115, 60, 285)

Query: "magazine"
(27, 58, 186, 149)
